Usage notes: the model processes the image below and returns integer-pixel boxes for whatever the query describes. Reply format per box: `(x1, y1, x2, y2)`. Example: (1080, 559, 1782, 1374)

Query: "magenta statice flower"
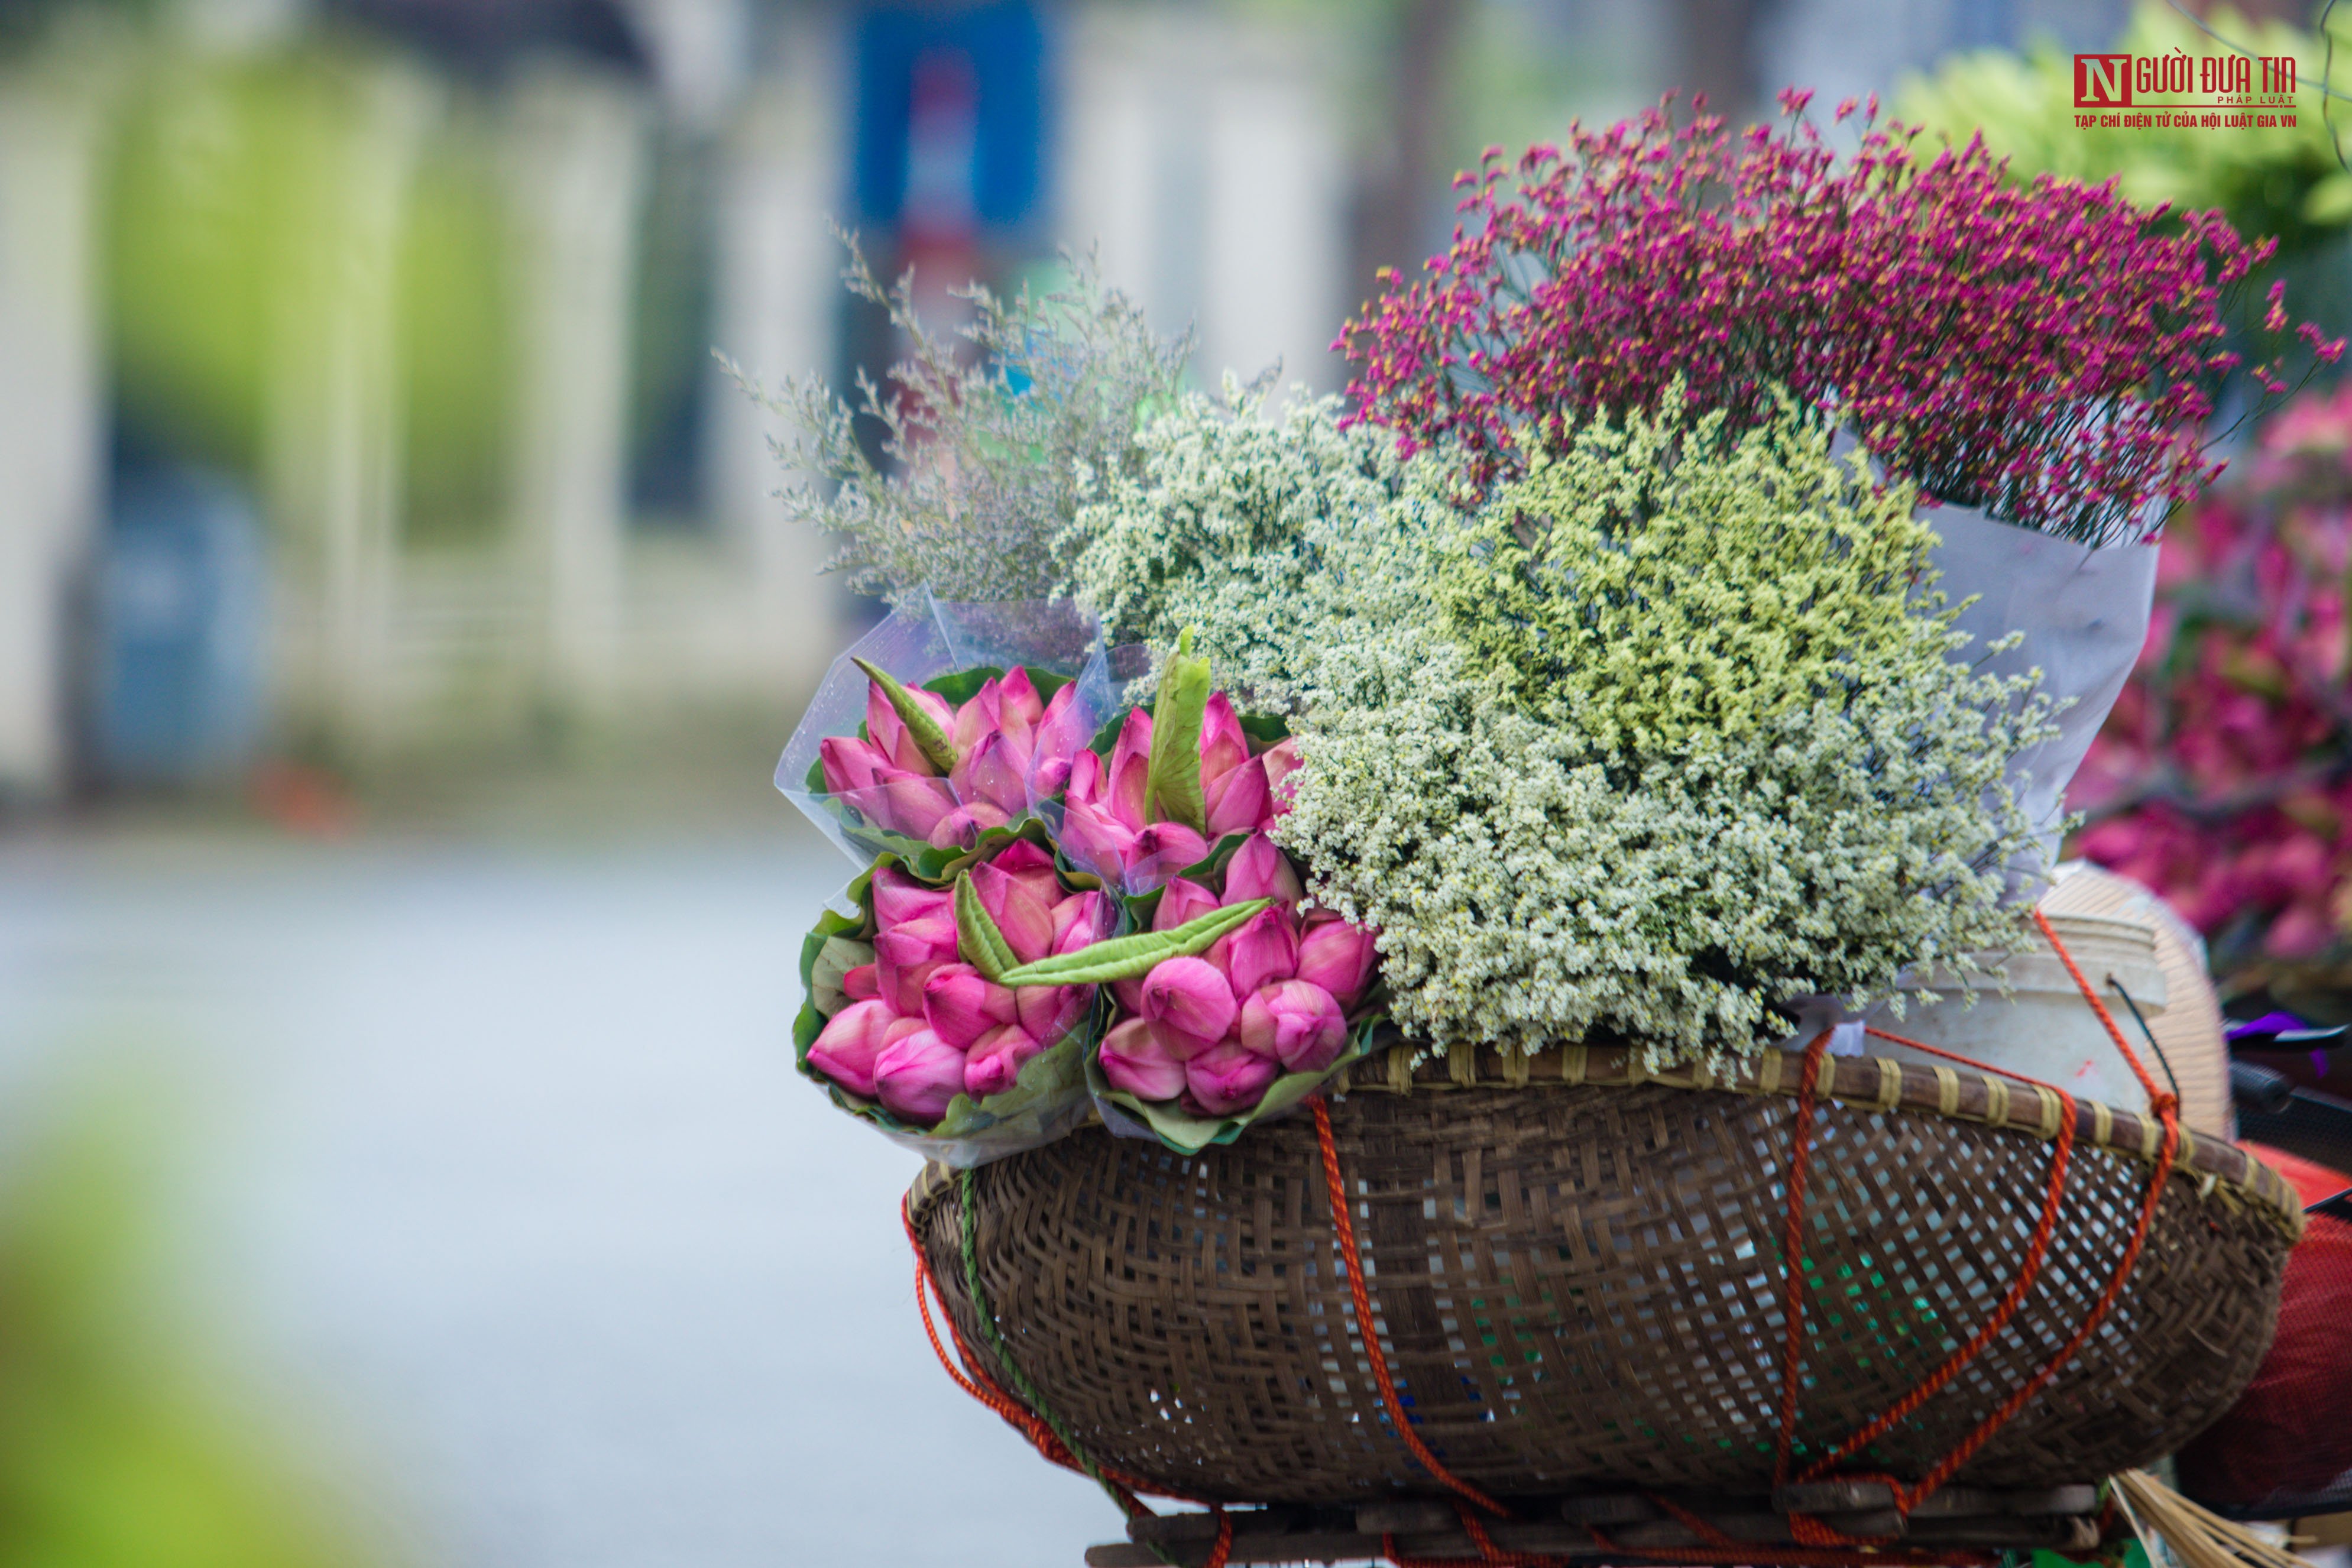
(1341, 91, 2342, 543)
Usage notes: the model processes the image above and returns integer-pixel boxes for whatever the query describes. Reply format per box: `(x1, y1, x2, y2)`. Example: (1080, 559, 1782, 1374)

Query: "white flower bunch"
(1060, 388, 1447, 708)
(1274, 397, 2057, 1067)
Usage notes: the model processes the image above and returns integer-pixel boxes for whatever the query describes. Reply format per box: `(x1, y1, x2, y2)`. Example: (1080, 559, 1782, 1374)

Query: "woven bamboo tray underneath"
(910, 1043, 2301, 1506)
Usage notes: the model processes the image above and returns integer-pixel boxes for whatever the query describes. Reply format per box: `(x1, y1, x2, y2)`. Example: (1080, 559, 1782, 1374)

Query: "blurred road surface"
(0, 824, 1114, 1567)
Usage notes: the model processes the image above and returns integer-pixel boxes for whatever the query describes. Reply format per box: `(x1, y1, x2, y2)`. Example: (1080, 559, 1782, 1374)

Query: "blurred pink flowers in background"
(2075, 382, 2352, 971)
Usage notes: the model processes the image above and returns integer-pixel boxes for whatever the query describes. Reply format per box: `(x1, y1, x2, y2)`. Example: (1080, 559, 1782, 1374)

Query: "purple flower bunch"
(1342, 92, 2342, 542)
(2074, 381, 2352, 976)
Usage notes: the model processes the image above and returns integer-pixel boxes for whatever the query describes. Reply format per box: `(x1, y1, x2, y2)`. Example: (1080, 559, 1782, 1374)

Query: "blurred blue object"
(854, 0, 1046, 232)
(92, 472, 270, 786)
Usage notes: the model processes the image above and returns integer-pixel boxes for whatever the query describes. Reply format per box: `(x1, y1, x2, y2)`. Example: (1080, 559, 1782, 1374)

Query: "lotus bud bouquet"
(789, 615, 1383, 1161)
(757, 93, 2339, 1160)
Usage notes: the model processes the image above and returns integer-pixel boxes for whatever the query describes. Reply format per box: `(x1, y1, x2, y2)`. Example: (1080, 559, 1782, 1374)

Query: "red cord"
(903, 908, 2176, 1568)
(1770, 912, 2182, 1528)
(900, 1197, 1211, 1512)
(1310, 1095, 1510, 1519)
(1771, 1030, 1836, 1484)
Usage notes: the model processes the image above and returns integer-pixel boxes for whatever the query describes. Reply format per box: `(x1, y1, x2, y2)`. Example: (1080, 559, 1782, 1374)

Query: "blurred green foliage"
(397, 112, 517, 547)
(0, 1098, 375, 1568)
(1898, 1, 2352, 257)
(108, 53, 342, 479)
(106, 48, 515, 546)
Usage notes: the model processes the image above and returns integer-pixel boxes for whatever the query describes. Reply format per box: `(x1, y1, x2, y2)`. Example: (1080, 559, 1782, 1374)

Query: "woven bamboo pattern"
(911, 1047, 2298, 1507)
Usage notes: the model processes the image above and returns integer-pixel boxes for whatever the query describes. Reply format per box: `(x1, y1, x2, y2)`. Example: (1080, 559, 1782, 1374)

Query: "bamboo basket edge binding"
(908, 1041, 2307, 1236)
(905, 1037, 2298, 1507)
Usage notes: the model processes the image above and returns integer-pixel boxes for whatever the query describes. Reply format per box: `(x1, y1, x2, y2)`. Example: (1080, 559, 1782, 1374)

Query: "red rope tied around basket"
(1309, 1100, 1988, 1568)
(900, 1197, 1233, 1567)
(1766, 909, 2183, 1541)
(1308, 1095, 1511, 1521)
(903, 912, 2181, 1568)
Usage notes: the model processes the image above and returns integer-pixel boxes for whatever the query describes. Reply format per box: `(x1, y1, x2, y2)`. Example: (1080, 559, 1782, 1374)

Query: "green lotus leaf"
(809, 935, 874, 1018)
(955, 871, 1020, 982)
(852, 656, 961, 772)
(1142, 626, 1210, 832)
(996, 898, 1270, 986)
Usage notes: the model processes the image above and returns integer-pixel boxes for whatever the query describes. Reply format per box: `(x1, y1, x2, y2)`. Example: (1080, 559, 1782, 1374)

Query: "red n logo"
(2075, 53, 2133, 107)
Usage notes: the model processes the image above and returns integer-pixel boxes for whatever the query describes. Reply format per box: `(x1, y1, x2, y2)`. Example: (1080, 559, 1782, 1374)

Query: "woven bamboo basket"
(909, 1041, 2303, 1507)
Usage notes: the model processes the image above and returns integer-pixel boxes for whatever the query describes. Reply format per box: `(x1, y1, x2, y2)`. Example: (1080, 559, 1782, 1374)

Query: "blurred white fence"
(0, 4, 1349, 796)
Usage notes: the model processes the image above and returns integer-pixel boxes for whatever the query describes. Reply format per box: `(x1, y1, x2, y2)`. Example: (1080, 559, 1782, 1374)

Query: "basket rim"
(909, 1042, 2305, 1237)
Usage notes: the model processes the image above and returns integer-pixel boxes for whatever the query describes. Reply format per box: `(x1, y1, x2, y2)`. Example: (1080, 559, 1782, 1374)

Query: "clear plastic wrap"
(775, 595, 1106, 872)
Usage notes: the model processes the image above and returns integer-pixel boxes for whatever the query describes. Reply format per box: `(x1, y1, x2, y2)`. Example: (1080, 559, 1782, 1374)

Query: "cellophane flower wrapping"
(775, 595, 1111, 871)
(792, 821, 1118, 1167)
(1926, 503, 2159, 896)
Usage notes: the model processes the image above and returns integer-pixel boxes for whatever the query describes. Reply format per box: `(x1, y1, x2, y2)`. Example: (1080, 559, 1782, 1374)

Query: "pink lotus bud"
(1261, 737, 1303, 815)
(1222, 833, 1303, 907)
(1184, 1038, 1280, 1116)
(874, 769, 958, 840)
(1017, 982, 1091, 1044)
(963, 1023, 1045, 1099)
(1200, 692, 1249, 783)
(1295, 913, 1378, 1010)
(991, 838, 1065, 906)
(806, 997, 898, 1097)
(1058, 798, 1139, 880)
(998, 666, 1045, 737)
(951, 677, 1005, 756)
(1130, 822, 1210, 884)
(1225, 906, 1300, 1000)
(1105, 708, 1154, 830)
(1154, 877, 1222, 932)
(842, 964, 880, 1002)
(874, 913, 961, 1014)
(951, 731, 1032, 816)
(873, 1026, 969, 1123)
(970, 860, 1057, 963)
(819, 734, 892, 798)
(1031, 754, 1074, 801)
(871, 866, 953, 930)
(1064, 747, 1107, 810)
(1141, 955, 1239, 1042)
(1240, 980, 1348, 1073)
(1051, 890, 1111, 953)
(867, 678, 953, 775)
(1098, 1018, 1188, 1101)
(1204, 755, 1274, 837)
(1030, 682, 1086, 797)
(922, 963, 1021, 1049)
(928, 800, 1012, 849)
(1113, 975, 1148, 1017)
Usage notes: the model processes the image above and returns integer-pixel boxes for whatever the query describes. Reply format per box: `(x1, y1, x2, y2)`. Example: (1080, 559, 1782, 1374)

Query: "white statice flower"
(1272, 398, 2058, 1069)
(1059, 387, 1452, 708)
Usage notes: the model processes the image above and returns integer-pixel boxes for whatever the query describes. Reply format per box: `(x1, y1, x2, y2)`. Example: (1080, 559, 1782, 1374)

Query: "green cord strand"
(952, 1171, 1224, 1568)
(956, 1168, 1122, 1499)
